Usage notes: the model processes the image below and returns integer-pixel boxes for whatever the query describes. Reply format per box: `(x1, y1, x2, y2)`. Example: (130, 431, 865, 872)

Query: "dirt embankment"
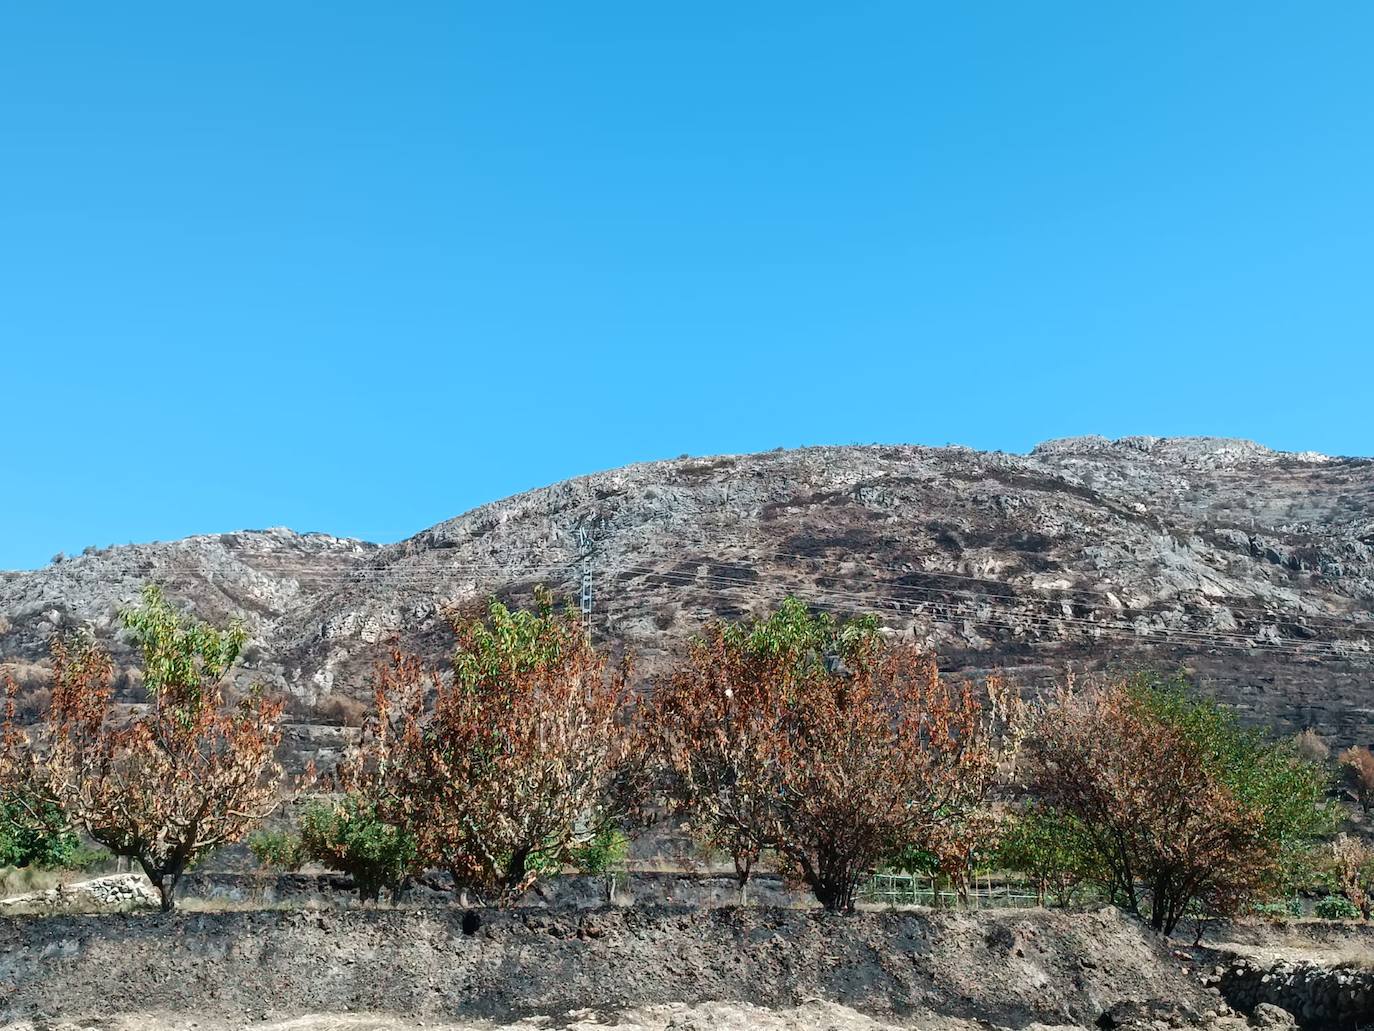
(0, 905, 1218, 1029)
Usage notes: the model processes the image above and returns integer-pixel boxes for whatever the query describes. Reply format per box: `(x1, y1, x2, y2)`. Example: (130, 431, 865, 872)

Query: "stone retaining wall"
(177, 869, 809, 909)
(0, 874, 158, 913)
(1214, 957, 1374, 1028)
(2, 869, 811, 914)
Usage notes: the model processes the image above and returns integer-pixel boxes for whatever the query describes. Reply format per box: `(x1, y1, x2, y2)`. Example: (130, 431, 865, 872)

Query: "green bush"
(569, 824, 629, 902)
(248, 830, 306, 872)
(0, 793, 85, 870)
(996, 805, 1102, 908)
(298, 797, 416, 902)
(569, 825, 629, 875)
(1253, 897, 1304, 919)
(1316, 895, 1361, 920)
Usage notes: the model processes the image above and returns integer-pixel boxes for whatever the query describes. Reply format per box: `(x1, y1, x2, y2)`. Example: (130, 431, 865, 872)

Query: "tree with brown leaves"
(0, 585, 285, 911)
(340, 589, 639, 905)
(1022, 675, 1334, 934)
(649, 597, 1014, 913)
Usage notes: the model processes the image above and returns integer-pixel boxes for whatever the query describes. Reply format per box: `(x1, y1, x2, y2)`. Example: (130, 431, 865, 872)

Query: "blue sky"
(2, 3, 1371, 569)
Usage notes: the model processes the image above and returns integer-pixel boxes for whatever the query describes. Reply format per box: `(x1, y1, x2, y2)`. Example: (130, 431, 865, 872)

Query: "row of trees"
(0, 587, 1342, 928)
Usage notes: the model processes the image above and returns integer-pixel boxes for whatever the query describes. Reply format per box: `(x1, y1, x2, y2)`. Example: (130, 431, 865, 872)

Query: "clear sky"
(2, 3, 1371, 570)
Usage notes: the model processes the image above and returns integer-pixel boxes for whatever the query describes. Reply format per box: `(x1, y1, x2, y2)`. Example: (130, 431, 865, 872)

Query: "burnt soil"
(0, 905, 1215, 1028)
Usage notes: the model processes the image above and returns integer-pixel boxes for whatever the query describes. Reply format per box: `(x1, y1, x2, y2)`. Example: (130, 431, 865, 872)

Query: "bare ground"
(0, 1001, 1016, 1031)
(0, 906, 1222, 1030)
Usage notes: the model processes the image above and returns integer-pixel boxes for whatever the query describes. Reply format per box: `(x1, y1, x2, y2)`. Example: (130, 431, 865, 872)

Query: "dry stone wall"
(1215, 957, 1374, 1028)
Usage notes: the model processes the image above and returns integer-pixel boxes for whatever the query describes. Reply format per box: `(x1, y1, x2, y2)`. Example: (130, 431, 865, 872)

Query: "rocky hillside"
(1, 436, 1372, 744)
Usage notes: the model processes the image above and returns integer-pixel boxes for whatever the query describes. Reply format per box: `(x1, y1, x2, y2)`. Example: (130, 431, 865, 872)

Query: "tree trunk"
(138, 858, 180, 913)
(1150, 904, 1166, 931)
(449, 868, 471, 909)
(734, 855, 753, 907)
(812, 875, 858, 913)
(503, 849, 531, 899)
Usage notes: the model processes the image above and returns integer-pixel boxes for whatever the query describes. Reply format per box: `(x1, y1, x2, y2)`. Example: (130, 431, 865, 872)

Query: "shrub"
(248, 830, 306, 872)
(1317, 895, 1361, 920)
(316, 694, 368, 728)
(0, 792, 82, 869)
(1253, 898, 1304, 919)
(1327, 833, 1374, 917)
(1294, 728, 1330, 764)
(1022, 673, 1335, 934)
(570, 824, 630, 902)
(297, 798, 416, 903)
(649, 597, 1015, 913)
(997, 804, 1102, 908)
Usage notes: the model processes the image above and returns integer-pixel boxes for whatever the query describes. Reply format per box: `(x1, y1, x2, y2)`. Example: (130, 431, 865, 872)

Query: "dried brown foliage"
(315, 693, 369, 728)
(1329, 833, 1374, 918)
(0, 588, 284, 911)
(1294, 728, 1331, 765)
(1022, 678, 1276, 934)
(649, 600, 1015, 912)
(1340, 746, 1374, 812)
(340, 592, 641, 904)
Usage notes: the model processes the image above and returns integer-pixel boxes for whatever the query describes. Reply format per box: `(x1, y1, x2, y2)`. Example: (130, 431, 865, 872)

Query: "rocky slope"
(1, 436, 1372, 743)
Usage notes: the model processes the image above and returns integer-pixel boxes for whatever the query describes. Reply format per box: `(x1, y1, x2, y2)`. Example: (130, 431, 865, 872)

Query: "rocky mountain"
(2, 436, 1372, 749)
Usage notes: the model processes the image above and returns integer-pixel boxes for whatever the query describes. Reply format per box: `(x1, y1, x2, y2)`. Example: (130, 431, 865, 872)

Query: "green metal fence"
(862, 871, 1042, 910)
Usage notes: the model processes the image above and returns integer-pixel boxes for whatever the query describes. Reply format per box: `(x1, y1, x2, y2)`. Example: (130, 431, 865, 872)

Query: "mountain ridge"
(2, 436, 1371, 751)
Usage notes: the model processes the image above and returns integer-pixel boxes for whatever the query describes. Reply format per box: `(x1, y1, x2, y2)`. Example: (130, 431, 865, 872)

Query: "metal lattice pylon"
(576, 528, 593, 641)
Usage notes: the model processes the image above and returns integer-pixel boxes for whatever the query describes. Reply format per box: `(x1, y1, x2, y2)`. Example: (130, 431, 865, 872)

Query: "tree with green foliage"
(1023, 672, 1336, 934)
